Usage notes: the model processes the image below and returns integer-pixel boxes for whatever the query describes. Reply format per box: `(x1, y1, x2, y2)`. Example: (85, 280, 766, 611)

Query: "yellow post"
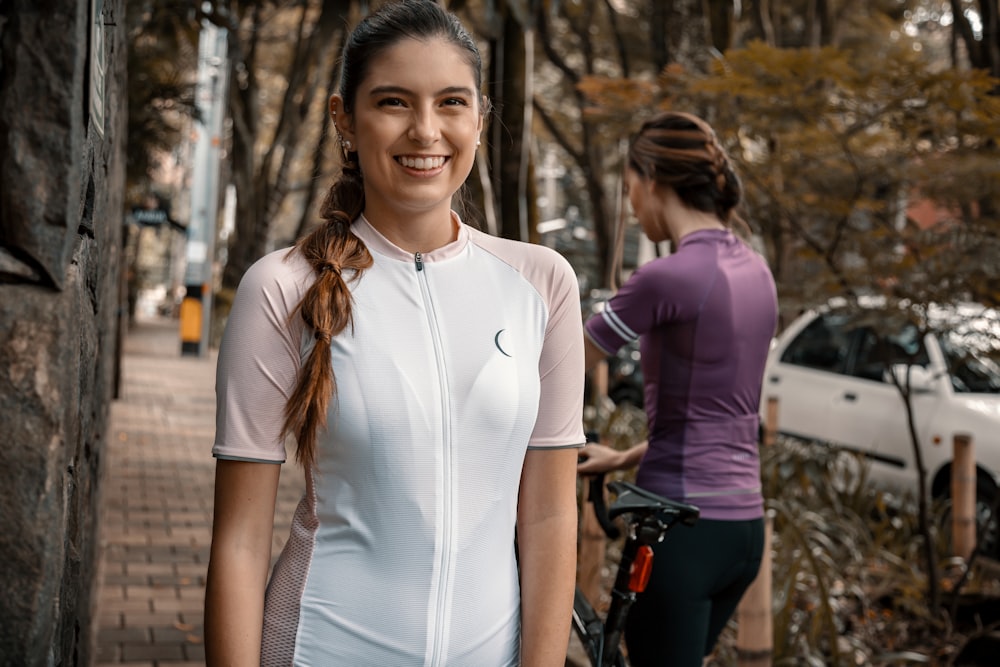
(736, 512, 774, 667)
(179, 294, 202, 351)
(951, 433, 976, 561)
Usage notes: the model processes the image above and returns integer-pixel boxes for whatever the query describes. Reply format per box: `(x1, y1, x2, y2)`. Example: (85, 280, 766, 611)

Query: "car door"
(825, 325, 940, 492)
(764, 311, 855, 446)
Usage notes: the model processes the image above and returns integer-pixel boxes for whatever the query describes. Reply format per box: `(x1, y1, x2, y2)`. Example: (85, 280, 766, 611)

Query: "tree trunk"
(951, 0, 1000, 77)
(294, 1, 352, 239)
(752, 0, 777, 46)
(222, 0, 348, 289)
(651, 0, 671, 71)
(497, 6, 533, 241)
(703, 0, 735, 53)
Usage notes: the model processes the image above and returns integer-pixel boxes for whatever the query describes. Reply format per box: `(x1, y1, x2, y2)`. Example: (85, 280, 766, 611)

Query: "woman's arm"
(580, 335, 648, 473)
(576, 440, 648, 475)
(584, 337, 608, 372)
(517, 447, 580, 667)
(204, 459, 281, 667)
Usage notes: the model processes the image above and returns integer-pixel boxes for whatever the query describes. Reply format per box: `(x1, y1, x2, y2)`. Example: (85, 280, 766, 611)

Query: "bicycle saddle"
(606, 480, 700, 526)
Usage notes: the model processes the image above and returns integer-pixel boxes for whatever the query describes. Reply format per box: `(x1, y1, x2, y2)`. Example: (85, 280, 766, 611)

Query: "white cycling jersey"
(213, 214, 585, 666)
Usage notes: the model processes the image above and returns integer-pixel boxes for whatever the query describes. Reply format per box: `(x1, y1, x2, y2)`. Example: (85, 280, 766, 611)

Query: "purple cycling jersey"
(586, 229, 777, 520)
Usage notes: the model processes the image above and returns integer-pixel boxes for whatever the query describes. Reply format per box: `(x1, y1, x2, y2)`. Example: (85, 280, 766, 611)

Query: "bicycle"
(570, 473, 700, 667)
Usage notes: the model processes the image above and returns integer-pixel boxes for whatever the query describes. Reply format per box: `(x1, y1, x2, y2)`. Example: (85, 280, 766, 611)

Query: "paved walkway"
(94, 316, 302, 666)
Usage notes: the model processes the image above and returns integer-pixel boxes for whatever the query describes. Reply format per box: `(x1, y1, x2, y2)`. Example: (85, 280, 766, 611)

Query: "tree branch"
(951, 0, 984, 67)
(602, 0, 630, 77)
(532, 100, 583, 165)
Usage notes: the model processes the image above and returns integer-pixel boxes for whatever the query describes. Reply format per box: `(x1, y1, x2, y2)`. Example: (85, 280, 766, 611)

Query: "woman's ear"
(329, 94, 355, 145)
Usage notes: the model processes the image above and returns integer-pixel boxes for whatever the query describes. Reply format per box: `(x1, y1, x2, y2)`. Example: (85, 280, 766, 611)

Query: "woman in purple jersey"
(578, 111, 778, 666)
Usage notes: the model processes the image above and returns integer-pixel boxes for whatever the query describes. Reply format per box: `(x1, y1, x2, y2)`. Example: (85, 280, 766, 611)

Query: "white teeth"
(398, 156, 446, 170)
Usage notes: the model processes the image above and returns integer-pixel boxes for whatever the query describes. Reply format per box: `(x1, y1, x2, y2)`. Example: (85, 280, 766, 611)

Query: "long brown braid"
(279, 0, 486, 468)
(280, 161, 372, 468)
(626, 111, 751, 239)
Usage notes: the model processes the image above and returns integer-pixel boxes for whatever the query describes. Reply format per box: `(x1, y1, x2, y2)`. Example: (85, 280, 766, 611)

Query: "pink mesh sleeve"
(213, 249, 312, 462)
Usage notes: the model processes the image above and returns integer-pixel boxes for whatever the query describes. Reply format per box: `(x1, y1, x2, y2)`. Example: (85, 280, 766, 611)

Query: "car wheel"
(974, 478, 1000, 561)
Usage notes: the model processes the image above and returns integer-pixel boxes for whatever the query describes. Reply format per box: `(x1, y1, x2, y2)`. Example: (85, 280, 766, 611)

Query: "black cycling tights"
(624, 516, 765, 667)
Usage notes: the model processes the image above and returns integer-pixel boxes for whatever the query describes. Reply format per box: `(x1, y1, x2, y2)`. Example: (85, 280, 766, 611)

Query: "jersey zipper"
(415, 252, 453, 667)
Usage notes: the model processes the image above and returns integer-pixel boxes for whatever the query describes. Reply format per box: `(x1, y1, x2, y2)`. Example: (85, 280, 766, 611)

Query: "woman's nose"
(408, 108, 440, 145)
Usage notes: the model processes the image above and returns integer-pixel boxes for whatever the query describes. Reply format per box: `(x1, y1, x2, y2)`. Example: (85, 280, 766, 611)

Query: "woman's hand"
(576, 442, 626, 474)
(577, 440, 648, 475)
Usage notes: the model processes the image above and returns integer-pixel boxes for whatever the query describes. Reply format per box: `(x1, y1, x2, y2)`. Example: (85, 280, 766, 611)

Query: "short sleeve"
(584, 263, 661, 356)
(213, 249, 312, 463)
(529, 251, 586, 450)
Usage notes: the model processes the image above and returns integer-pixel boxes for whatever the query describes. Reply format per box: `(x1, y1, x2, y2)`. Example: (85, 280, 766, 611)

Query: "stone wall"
(0, 1, 127, 665)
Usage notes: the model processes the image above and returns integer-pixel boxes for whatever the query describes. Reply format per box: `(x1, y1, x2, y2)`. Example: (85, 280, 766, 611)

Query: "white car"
(762, 301, 1000, 558)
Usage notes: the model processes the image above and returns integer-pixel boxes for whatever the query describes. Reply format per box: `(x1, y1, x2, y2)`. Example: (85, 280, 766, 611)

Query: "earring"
(332, 109, 344, 139)
(476, 139, 481, 147)
(342, 139, 353, 151)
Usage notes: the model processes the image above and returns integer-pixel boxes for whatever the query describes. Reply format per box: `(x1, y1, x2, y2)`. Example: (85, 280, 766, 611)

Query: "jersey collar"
(352, 211, 470, 264)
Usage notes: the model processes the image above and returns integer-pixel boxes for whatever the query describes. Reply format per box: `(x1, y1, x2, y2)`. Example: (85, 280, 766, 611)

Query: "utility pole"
(180, 19, 228, 356)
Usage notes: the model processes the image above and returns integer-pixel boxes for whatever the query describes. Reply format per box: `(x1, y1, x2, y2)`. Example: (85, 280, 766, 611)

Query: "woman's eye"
(378, 97, 406, 108)
(443, 97, 469, 107)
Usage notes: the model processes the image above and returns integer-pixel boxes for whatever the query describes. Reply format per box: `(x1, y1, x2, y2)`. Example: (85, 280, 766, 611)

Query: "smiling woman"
(332, 38, 484, 245)
(203, 2, 586, 667)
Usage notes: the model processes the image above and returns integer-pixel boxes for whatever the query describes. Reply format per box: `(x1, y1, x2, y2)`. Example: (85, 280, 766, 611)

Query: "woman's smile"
(395, 155, 449, 171)
(334, 35, 484, 235)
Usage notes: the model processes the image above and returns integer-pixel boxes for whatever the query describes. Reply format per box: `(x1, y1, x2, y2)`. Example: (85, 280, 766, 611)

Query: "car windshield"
(938, 335, 1000, 394)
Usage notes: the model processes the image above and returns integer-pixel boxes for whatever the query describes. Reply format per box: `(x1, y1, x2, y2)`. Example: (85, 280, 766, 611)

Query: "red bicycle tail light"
(628, 545, 654, 592)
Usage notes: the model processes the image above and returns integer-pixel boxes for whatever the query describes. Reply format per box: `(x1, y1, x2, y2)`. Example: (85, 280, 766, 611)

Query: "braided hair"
(282, 0, 485, 467)
(626, 111, 748, 236)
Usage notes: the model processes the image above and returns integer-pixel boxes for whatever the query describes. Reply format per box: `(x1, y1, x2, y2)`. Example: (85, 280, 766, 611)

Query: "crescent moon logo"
(494, 329, 512, 357)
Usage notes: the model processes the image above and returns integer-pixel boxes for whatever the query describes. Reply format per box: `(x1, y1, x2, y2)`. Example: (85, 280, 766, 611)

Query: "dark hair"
(338, 0, 483, 116)
(627, 111, 745, 230)
(283, 0, 485, 467)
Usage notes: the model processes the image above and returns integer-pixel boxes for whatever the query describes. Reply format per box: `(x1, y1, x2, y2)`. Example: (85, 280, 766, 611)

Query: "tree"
(950, 0, 1000, 78)
(457, 0, 537, 241)
(493, 1, 539, 242)
(125, 0, 199, 194)
(532, 0, 663, 285)
(124, 0, 201, 322)
(202, 0, 351, 291)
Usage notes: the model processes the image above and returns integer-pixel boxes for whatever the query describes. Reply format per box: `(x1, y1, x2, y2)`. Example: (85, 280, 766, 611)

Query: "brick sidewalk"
(94, 316, 301, 666)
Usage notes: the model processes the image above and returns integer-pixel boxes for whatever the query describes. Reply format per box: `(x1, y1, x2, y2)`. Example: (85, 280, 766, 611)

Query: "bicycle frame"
(571, 475, 699, 667)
